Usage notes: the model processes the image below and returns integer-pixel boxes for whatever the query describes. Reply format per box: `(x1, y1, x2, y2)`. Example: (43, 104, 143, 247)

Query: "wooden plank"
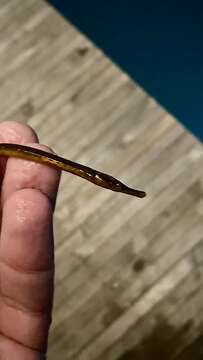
(96, 261, 203, 360)
(52, 259, 192, 359)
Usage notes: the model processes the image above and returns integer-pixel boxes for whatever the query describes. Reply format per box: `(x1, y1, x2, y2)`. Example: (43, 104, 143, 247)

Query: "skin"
(0, 121, 61, 359)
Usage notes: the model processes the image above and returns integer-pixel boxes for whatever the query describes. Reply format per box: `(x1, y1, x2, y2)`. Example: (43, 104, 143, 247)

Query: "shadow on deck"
(118, 316, 203, 360)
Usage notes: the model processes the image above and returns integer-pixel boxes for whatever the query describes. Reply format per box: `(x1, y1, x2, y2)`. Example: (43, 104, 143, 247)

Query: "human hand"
(0, 122, 61, 359)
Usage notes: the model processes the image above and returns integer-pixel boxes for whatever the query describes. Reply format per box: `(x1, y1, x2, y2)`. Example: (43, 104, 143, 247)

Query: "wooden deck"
(0, 1, 203, 359)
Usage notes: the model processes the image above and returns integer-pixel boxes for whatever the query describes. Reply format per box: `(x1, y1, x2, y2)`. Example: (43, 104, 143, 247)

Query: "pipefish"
(0, 143, 146, 198)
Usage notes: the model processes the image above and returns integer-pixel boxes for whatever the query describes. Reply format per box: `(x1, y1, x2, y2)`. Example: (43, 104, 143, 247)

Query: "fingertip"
(1, 142, 61, 210)
(0, 121, 39, 144)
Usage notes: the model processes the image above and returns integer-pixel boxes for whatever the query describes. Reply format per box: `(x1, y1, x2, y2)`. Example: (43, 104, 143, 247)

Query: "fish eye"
(96, 173, 121, 188)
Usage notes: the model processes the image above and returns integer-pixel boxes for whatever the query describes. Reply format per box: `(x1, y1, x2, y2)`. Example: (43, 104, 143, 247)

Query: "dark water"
(47, 1, 203, 141)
